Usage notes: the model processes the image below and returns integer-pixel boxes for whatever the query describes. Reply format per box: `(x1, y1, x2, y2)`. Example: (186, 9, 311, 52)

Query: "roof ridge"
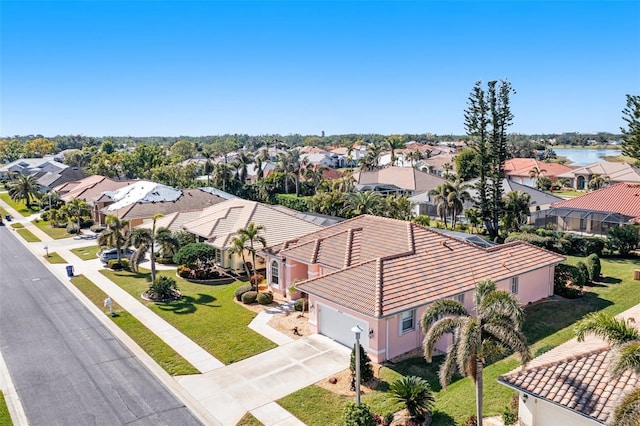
(375, 258, 383, 318)
(345, 228, 355, 268)
(500, 345, 611, 379)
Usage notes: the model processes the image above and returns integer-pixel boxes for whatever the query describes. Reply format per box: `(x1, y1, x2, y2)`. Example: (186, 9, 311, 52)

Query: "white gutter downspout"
(385, 318, 389, 362)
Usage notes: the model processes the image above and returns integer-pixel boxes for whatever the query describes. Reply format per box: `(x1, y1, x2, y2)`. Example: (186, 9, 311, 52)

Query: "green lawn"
(236, 413, 263, 425)
(33, 219, 72, 239)
(16, 228, 41, 242)
(0, 192, 39, 217)
(69, 275, 199, 376)
(44, 252, 67, 264)
(9, 223, 23, 228)
(101, 269, 277, 364)
(551, 189, 584, 198)
(71, 245, 101, 261)
(280, 256, 640, 425)
(0, 392, 12, 426)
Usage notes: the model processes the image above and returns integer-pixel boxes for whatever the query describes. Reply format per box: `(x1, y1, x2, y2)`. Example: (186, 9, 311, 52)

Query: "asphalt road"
(0, 227, 202, 426)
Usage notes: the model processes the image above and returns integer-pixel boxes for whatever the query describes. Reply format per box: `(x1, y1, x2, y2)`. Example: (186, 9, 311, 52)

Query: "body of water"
(553, 148, 622, 166)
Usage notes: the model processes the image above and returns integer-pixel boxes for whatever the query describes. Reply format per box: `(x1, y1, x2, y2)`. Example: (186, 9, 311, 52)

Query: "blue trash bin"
(66, 265, 74, 277)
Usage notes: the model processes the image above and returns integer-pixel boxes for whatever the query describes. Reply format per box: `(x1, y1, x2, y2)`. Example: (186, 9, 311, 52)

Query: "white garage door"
(318, 304, 369, 349)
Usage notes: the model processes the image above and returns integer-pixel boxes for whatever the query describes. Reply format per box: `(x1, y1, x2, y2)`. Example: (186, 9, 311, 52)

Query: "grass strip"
(0, 193, 38, 217)
(70, 275, 199, 376)
(44, 252, 67, 264)
(236, 413, 263, 425)
(101, 268, 277, 364)
(16, 228, 40, 242)
(71, 245, 101, 261)
(0, 392, 12, 426)
(33, 219, 71, 239)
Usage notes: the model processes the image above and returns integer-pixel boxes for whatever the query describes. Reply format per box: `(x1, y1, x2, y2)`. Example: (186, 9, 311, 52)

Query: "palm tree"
(575, 311, 640, 426)
(528, 165, 547, 181)
(360, 142, 382, 171)
(429, 183, 454, 228)
(588, 173, 610, 191)
(237, 222, 267, 287)
(127, 214, 176, 283)
(406, 150, 423, 168)
(98, 215, 130, 263)
(502, 191, 531, 232)
(389, 376, 435, 422)
(212, 163, 233, 192)
(63, 198, 91, 232)
(232, 151, 254, 183)
(422, 280, 531, 426)
(385, 135, 405, 166)
(345, 191, 382, 217)
(465, 207, 481, 234)
(446, 181, 472, 226)
(228, 233, 251, 278)
(7, 174, 41, 209)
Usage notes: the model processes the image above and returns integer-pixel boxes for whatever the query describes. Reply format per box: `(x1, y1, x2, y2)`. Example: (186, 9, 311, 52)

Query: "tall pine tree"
(465, 80, 515, 240)
(621, 94, 640, 161)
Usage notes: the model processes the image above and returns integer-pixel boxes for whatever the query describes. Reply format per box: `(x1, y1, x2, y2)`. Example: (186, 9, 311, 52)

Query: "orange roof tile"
(283, 215, 565, 317)
(551, 182, 640, 219)
(504, 158, 573, 177)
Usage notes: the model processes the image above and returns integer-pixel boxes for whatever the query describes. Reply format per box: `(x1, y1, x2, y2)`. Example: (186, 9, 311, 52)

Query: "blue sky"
(1, 1, 639, 137)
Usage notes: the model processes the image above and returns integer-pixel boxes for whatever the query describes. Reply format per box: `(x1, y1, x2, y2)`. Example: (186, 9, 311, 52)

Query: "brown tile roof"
(110, 188, 227, 220)
(285, 215, 565, 317)
(353, 167, 449, 194)
(54, 175, 135, 203)
(499, 304, 640, 424)
(557, 161, 640, 183)
(182, 199, 323, 249)
(551, 182, 640, 220)
(504, 158, 573, 178)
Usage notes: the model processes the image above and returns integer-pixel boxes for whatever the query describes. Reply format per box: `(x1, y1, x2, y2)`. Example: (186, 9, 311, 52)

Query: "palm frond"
(610, 341, 640, 379)
(438, 339, 460, 388)
(480, 290, 525, 329)
(474, 279, 497, 308)
(609, 387, 640, 426)
(574, 312, 640, 345)
(423, 317, 465, 362)
(456, 318, 481, 378)
(422, 299, 468, 331)
(483, 322, 531, 364)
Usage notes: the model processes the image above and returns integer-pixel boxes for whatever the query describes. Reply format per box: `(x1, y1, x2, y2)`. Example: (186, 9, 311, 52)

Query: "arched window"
(271, 260, 279, 286)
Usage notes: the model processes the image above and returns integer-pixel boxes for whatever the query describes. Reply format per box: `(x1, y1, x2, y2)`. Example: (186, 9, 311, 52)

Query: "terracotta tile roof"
(504, 158, 573, 178)
(556, 161, 640, 183)
(182, 199, 323, 249)
(110, 188, 227, 220)
(499, 304, 640, 424)
(551, 182, 640, 219)
(284, 215, 565, 317)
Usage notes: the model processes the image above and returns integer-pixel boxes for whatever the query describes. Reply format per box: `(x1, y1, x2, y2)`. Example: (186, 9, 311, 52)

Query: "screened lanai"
(534, 207, 634, 236)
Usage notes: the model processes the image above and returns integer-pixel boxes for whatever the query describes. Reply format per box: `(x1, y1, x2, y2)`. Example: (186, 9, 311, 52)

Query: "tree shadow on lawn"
(599, 276, 622, 285)
(156, 294, 219, 315)
(431, 411, 456, 426)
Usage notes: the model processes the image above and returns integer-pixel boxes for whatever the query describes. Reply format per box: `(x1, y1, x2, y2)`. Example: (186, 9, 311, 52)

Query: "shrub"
(608, 225, 640, 256)
(66, 222, 80, 234)
(502, 406, 518, 425)
(90, 224, 106, 233)
(586, 253, 601, 281)
(389, 376, 434, 421)
(40, 211, 50, 221)
(241, 291, 257, 304)
(119, 258, 129, 270)
(274, 194, 308, 212)
(177, 265, 192, 278)
(576, 261, 590, 284)
(573, 237, 605, 257)
(173, 243, 216, 268)
(343, 402, 376, 426)
(156, 256, 174, 264)
(554, 263, 584, 298)
(350, 343, 374, 383)
(412, 215, 430, 227)
(505, 233, 553, 250)
(108, 259, 123, 270)
(463, 415, 478, 426)
(234, 284, 253, 301)
(250, 273, 265, 286)
(294, 298, 309, 312)
(148, 276, 178, 300)
(256, 291, 274, 305)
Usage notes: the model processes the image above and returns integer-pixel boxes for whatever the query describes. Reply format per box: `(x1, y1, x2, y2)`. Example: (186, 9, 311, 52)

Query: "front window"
(454, 293, 465, 305)
(215, 248, 222, 265)
(271, 260, 279, 286)
(400, 309, 415, 335)
(511, 277, 519, 294)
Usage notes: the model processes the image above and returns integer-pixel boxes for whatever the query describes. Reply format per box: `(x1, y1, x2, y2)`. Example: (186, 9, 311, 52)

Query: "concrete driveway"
(176, 334, 350, 425)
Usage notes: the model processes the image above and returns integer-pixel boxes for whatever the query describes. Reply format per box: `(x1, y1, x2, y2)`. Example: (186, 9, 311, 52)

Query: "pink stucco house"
(263, 215, 565, 363)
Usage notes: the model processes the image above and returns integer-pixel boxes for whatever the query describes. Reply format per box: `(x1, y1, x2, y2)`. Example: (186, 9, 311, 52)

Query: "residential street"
(0, 226, 203, 426)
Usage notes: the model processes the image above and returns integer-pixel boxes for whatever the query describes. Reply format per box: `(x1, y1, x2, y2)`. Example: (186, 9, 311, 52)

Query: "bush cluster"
(586, 254, 601, 281)
(148, 276, 178, 300)
(505, 230, 605, 256)
(234, 284, 253, 301)
(343, 402, 376, 426)
(241, 291, 258, 304)
(554, 263, 586, 298)
(173, 243, 216, 268)
(274, 194, 309, 212)
(90, 224, 106, 233)
(177, 264, 221, 280)
(66, 222, 80, 234)
(294, 298, 309, 312)
(107, 258, 130, 270)
(256, 291, 274, 305)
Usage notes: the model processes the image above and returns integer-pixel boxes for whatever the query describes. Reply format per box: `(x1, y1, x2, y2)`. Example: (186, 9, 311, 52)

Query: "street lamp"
(351, 324, 363, 406)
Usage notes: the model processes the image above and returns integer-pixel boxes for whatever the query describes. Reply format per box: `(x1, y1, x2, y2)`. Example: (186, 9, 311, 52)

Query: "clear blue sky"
(1, 1, 639, 137)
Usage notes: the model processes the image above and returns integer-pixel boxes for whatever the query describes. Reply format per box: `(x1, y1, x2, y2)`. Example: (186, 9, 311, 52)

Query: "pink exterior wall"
(495, 266, 555, 305)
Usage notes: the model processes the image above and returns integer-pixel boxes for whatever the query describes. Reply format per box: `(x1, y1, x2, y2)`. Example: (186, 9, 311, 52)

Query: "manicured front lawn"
(236, 413, 263, 425)
(101, 269, 277, 364)
(16, 228, 40, 242)
(0, 192, 39, 217)
(0, 392, 12, 426)
(44, 252, 67, 264)
(281, 256, 640, 425)
(33, 219, 72, 239)
(70, 275, 198, 376)
(71, 245, 101, 261)
(551, 189, 584, 198)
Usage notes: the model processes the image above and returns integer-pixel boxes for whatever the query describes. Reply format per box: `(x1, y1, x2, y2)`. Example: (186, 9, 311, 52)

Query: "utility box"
(634, 269, 640, 281)
(66, 265, 74, 277)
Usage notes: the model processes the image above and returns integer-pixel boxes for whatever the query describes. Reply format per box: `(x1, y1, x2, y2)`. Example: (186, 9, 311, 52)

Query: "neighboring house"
(100, 181, 229, 227)
(301, 152, 344, 169)
(0, 157, 67, 179)
(498, 304, 640, 426)
(353, 166, 449, 197)
(244, 161, 278, 182)
(263, 215, 565, 362)
(466, 178, 564, 212)
(36, 167, 88, 191)
(504, 158, 573, 187)
(328, 146, 366, 167)
(542, 182, 640, 235)
(556, 161, 640, 190)
(416, 152, 456, 177)
(54, 175, 136, 223)
(181, 199, 323, 273)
